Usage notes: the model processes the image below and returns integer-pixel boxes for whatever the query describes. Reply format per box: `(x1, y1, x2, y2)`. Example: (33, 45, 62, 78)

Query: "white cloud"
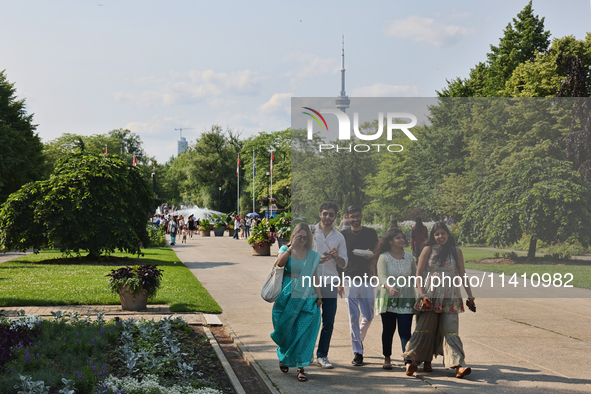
(114, 69, 264, 108)
(384, 16, 474, 48)
(351, 83, 420, 97)
(258, 93, 293, 117)
(284, 53, 339, 87)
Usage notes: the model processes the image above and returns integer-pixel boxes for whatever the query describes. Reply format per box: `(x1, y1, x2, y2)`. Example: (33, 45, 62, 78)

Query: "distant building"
(178, 136, 188, 155)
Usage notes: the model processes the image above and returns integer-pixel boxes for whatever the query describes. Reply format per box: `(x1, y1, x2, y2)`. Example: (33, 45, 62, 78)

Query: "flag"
(237, 155, 240, 177)
(270, 151, 274, 175)
(104, 145, 107, 154)
(132, 154, 137, 166)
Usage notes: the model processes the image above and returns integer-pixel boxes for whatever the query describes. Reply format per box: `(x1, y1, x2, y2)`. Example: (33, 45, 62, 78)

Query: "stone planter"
(277, 237, 289, 248)
(252, 243, 271, 256)
(201, 229, 211, 237)
(213, 227, 225, 237)
(228, 229, 235, 236)
(118, 285, 148, 311)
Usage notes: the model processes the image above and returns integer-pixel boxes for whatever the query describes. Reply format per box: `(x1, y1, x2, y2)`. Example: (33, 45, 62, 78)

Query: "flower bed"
(0, 313, 235, 394)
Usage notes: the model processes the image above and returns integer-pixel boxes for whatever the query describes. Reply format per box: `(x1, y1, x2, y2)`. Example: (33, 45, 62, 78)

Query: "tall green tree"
(0, 70, 45, 202)
(439, 1, 550, 98)
(461, 158, 591, 258)
(168, 125, 242, 212)
(43, 129, 151, 177)
(503, 35, 591, 97)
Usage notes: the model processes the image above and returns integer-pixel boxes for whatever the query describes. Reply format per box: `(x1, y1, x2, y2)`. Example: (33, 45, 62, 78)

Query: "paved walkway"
(173, 234, 591, 394)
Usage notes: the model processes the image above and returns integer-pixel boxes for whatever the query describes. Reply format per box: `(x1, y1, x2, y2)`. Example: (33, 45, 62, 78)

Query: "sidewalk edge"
(219, 316, 281, 394)
(203, 326, 247, 394)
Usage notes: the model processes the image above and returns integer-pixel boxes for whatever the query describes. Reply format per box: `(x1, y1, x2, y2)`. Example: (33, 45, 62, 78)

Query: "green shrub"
(0, 154, 153, 257)
(147, 224, 166, 247)
(511, 234, 588, 256)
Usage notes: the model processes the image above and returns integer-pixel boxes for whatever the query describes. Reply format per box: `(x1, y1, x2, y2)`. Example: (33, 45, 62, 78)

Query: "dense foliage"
(461, 158, 591, 257)
(0, 154, 153, 257)
(43, 129, 152, 177)
(167, 125, 243, 211)
(0, 70, 45, 203)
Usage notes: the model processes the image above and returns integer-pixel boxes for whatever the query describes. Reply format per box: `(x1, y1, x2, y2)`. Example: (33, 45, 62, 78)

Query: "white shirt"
(312, 223, 348, 285)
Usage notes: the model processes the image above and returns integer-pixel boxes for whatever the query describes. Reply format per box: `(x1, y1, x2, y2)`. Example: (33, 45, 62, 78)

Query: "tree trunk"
(527, 237, 537, 260)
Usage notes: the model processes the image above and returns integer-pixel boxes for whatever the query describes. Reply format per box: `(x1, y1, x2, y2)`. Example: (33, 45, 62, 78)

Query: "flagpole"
(252, 150, 255, 213)
(270, 156, 273, 218)
(269, 148, 274, 219)
(237, 155, 240, 215)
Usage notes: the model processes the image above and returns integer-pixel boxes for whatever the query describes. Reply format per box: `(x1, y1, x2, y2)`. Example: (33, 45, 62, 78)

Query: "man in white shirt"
(312, 201, 348, 368)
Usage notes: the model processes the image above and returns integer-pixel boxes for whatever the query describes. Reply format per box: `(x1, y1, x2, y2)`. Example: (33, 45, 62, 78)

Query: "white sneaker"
(316, 357, 334, 369)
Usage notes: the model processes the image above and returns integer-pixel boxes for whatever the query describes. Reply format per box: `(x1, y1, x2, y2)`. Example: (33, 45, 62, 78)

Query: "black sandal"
(297, 369, 307, 381)
(279, 362, 289, 373)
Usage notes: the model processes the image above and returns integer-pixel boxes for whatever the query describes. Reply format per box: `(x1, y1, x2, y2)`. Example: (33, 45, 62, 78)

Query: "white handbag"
(261, 262, 284, 303)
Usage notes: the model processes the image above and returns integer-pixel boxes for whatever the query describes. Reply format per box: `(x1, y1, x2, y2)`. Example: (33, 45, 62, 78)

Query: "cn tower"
(335, 35, 350, 113)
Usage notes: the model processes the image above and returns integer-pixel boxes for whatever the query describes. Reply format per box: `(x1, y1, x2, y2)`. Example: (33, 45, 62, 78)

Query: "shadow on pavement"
(182, 261, 237, 269)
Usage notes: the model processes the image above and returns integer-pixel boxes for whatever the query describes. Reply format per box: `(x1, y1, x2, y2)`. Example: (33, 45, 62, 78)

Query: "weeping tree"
(460, 157, 591, 258)
(0, 154, 153, 258)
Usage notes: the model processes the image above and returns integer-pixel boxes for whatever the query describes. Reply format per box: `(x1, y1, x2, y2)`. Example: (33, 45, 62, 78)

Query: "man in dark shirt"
(341, 205, 378, 366)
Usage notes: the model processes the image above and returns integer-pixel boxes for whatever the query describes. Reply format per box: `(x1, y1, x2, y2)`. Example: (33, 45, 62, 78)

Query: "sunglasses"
(321, 212, 335, 218)
(296, 236, 308, 241)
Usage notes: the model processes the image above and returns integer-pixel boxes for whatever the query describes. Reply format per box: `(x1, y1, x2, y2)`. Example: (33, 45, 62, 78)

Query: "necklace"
(350, 228, 362, 235)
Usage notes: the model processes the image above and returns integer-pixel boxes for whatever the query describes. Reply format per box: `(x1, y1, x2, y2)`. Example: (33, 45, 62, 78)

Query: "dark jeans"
(381, 312, 413, 363)
(245, 226, 250, 238)
(316, 287, 338, 358)
(233, 229, 239, 239)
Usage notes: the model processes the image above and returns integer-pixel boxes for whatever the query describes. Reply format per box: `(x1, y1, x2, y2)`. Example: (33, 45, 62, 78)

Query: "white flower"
(101, 374, 221, 393)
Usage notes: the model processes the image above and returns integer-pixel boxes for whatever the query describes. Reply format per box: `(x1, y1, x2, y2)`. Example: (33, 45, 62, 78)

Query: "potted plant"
(247, 221, 276, 256)
(211, 214, 226, 237)
(106, 265, 164, 311)
(200, 218, 211, 236)
(274, 212, 292, 247)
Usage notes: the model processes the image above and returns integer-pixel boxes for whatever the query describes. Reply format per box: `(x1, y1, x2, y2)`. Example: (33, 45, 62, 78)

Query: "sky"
(2, 0, 590, 163)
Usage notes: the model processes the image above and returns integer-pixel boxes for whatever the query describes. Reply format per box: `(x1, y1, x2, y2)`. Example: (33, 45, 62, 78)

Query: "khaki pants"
(402, 311, 465, 369)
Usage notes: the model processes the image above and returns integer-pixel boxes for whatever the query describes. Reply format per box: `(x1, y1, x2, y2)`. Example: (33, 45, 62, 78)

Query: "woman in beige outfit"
(402, 222, 475, 378)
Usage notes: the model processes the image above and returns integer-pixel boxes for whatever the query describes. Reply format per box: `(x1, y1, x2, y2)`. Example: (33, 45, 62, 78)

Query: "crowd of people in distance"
(149, 203, 273, 245)
(270, 202, 475, 382)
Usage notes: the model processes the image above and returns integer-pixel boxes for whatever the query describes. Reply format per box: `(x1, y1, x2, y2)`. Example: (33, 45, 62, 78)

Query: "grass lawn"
(460, 247, 522, 262)
(406, 246, 591, 290)
(0, 248, 221, 313)
(464, 262, 591, 290)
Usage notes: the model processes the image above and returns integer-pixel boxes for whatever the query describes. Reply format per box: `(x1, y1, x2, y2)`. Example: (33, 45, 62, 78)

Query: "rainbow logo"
(302, 107, 328, 131)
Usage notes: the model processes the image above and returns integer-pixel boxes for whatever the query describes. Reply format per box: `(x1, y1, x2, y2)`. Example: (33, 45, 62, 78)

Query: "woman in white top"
(371, 227, 417, 371)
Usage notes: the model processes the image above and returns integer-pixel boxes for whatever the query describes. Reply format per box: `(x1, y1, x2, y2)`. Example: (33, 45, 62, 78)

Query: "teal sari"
(270, 245, 321, 368)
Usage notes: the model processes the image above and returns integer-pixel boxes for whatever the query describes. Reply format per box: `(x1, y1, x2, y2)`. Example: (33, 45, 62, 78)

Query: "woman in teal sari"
(271, 222, 322, 382)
